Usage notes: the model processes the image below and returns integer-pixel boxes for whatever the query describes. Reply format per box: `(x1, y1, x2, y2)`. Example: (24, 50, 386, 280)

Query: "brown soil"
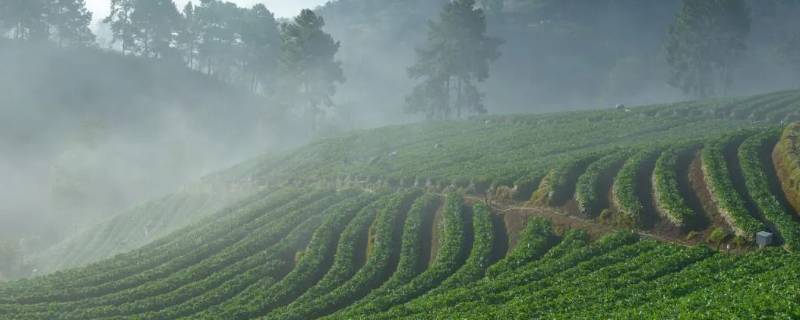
(417, 197, 439, 273)
(489, 212, 510, 263)
(427, 201, 445, 266)
(687, 152, 732, 242)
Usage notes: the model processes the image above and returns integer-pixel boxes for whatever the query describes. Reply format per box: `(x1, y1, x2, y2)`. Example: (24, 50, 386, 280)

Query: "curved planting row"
(328, 194, 439, 315)
(353, 225, 577, 320)
(746, 92, 800, 121)
(427, 202, 495, 293)
(531, 153, 601, 206)
(131, 212, 328, 320)
(373, 230, 636, 319)
(0, 188, 303, 301)
(652, 146, 697, 227)
(0, 189, 318, 305)
(738, 129, 800, 251)
(0, 191, 350, 318)
(268, 190, 421, 319)
(328, 193, 468, 318)
(575, 151, 631, 216)
(267, 196, 388, 316)
(484, 217, 556, 278)
(773, 123, 800, 213)
(701, 133, 765, 240)
(186, 192, 378, 320)
(612, 148, 661, 227)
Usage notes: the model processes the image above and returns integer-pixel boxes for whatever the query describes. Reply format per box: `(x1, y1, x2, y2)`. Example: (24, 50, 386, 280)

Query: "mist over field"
(1, 0, 800, 303)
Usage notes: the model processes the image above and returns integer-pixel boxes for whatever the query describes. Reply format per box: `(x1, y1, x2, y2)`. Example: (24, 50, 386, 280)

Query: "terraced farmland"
(3, 90, 800, 318)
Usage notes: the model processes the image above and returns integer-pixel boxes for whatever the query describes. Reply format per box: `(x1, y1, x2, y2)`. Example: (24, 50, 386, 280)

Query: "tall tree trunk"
(456, 77, 463, 119)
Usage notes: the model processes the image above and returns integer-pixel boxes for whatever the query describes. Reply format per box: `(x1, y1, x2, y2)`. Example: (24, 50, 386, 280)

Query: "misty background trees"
(279, 9, 343, 130)
(406, 0, 501, 120)
(0, 0, 94, 44)
(666, 0, 750, 98)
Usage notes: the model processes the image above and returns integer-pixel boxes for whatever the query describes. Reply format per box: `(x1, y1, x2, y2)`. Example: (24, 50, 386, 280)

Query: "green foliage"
(738, 129, 800, 251)
(652, 146, 696, 227)
(613, 148, 661, 227)
(708, 227, 730, 246)
(270, 190, 421, 319)
(532, 153, 601, 206)
(702, 133, 765, 240)
(5, 92, 800, 319)
(327, 193, 467, 318)
(429, 202, 495, 292)
(575, 151, 631, 216)
(485, 217, 555, 278)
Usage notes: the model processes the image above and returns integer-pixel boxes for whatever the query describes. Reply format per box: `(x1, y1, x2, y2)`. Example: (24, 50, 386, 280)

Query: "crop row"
(485, 217, 556, 278)
(329, 194, 439, 317)
(652, 146, 697, 227)
(701, 133, 765, 240)
(738, 129, 800, 251)
(328, 193, 468, 318)
(427, 202, 495, 293)
(270, 190, 421, 319)
(0, 188, 304, 300)
(612, 148, 661, 227)
(575, 151, 631, 216)
(187, 192, 379, 319)
(374, 230, 636, 319)
(134, 212, 329, 320)
(773, 122, 800, 212)
(0, 191, 349, 318)
(269, 195, 388, 315)
(531, 153, 601, 206)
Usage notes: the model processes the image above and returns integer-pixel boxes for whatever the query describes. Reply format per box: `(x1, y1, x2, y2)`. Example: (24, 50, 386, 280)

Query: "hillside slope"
(1, 89, 800, 318)
(0, 40, 300, 276)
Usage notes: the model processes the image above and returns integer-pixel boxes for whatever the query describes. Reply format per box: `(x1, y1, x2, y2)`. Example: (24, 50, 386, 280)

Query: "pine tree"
(280, 9, 344, 131)
(665, 0, 750, 97)
(48, 0, 95, 46)
(405, 0, 501, 120)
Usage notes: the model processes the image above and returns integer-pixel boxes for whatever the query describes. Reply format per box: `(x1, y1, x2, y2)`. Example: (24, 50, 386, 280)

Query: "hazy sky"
(86, 0, 329, 26)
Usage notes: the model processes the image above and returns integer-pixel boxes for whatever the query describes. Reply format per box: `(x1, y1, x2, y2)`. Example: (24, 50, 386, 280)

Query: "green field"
(2, 89, 800, 319)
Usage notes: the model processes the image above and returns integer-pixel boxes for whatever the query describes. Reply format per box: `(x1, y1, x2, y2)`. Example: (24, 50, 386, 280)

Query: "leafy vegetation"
(3, 91, 800, 319)
(575, 151, 631, 216)
(738, 129, 800, 251)
(612, 148, 661, 227)
(701, 132, 765, 240)
(652, 146, 697, 227)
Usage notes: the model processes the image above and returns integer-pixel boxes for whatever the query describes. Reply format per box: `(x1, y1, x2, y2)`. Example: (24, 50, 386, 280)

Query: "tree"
(48, 0, 95, 46)
(132, 0, 181, 58)
(194, 0, 242, 78)
(177, 2, 199, 68)
(240, 4, 281, 93)
(405, 0, 501, 120)
(280, 9, 344, 131)
(0, 0, 49, 41)
(104, 0, 137, 54)
(105, 0, 181, 58)
(665, 0, 750, 98)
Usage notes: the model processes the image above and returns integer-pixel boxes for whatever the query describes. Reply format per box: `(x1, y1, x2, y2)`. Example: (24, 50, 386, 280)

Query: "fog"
(2, 0, 800, 278)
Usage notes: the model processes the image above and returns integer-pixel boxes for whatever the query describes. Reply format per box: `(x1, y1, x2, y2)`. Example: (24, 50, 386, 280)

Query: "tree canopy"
(405, 0, 501, 120)
(665, 0, 750, 97)
(280, 9, 344, 130)
(0, 0, 94, 45)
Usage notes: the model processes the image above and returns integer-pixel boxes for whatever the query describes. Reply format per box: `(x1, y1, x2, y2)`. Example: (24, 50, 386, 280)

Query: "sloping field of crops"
(2, 89, 800, 319)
